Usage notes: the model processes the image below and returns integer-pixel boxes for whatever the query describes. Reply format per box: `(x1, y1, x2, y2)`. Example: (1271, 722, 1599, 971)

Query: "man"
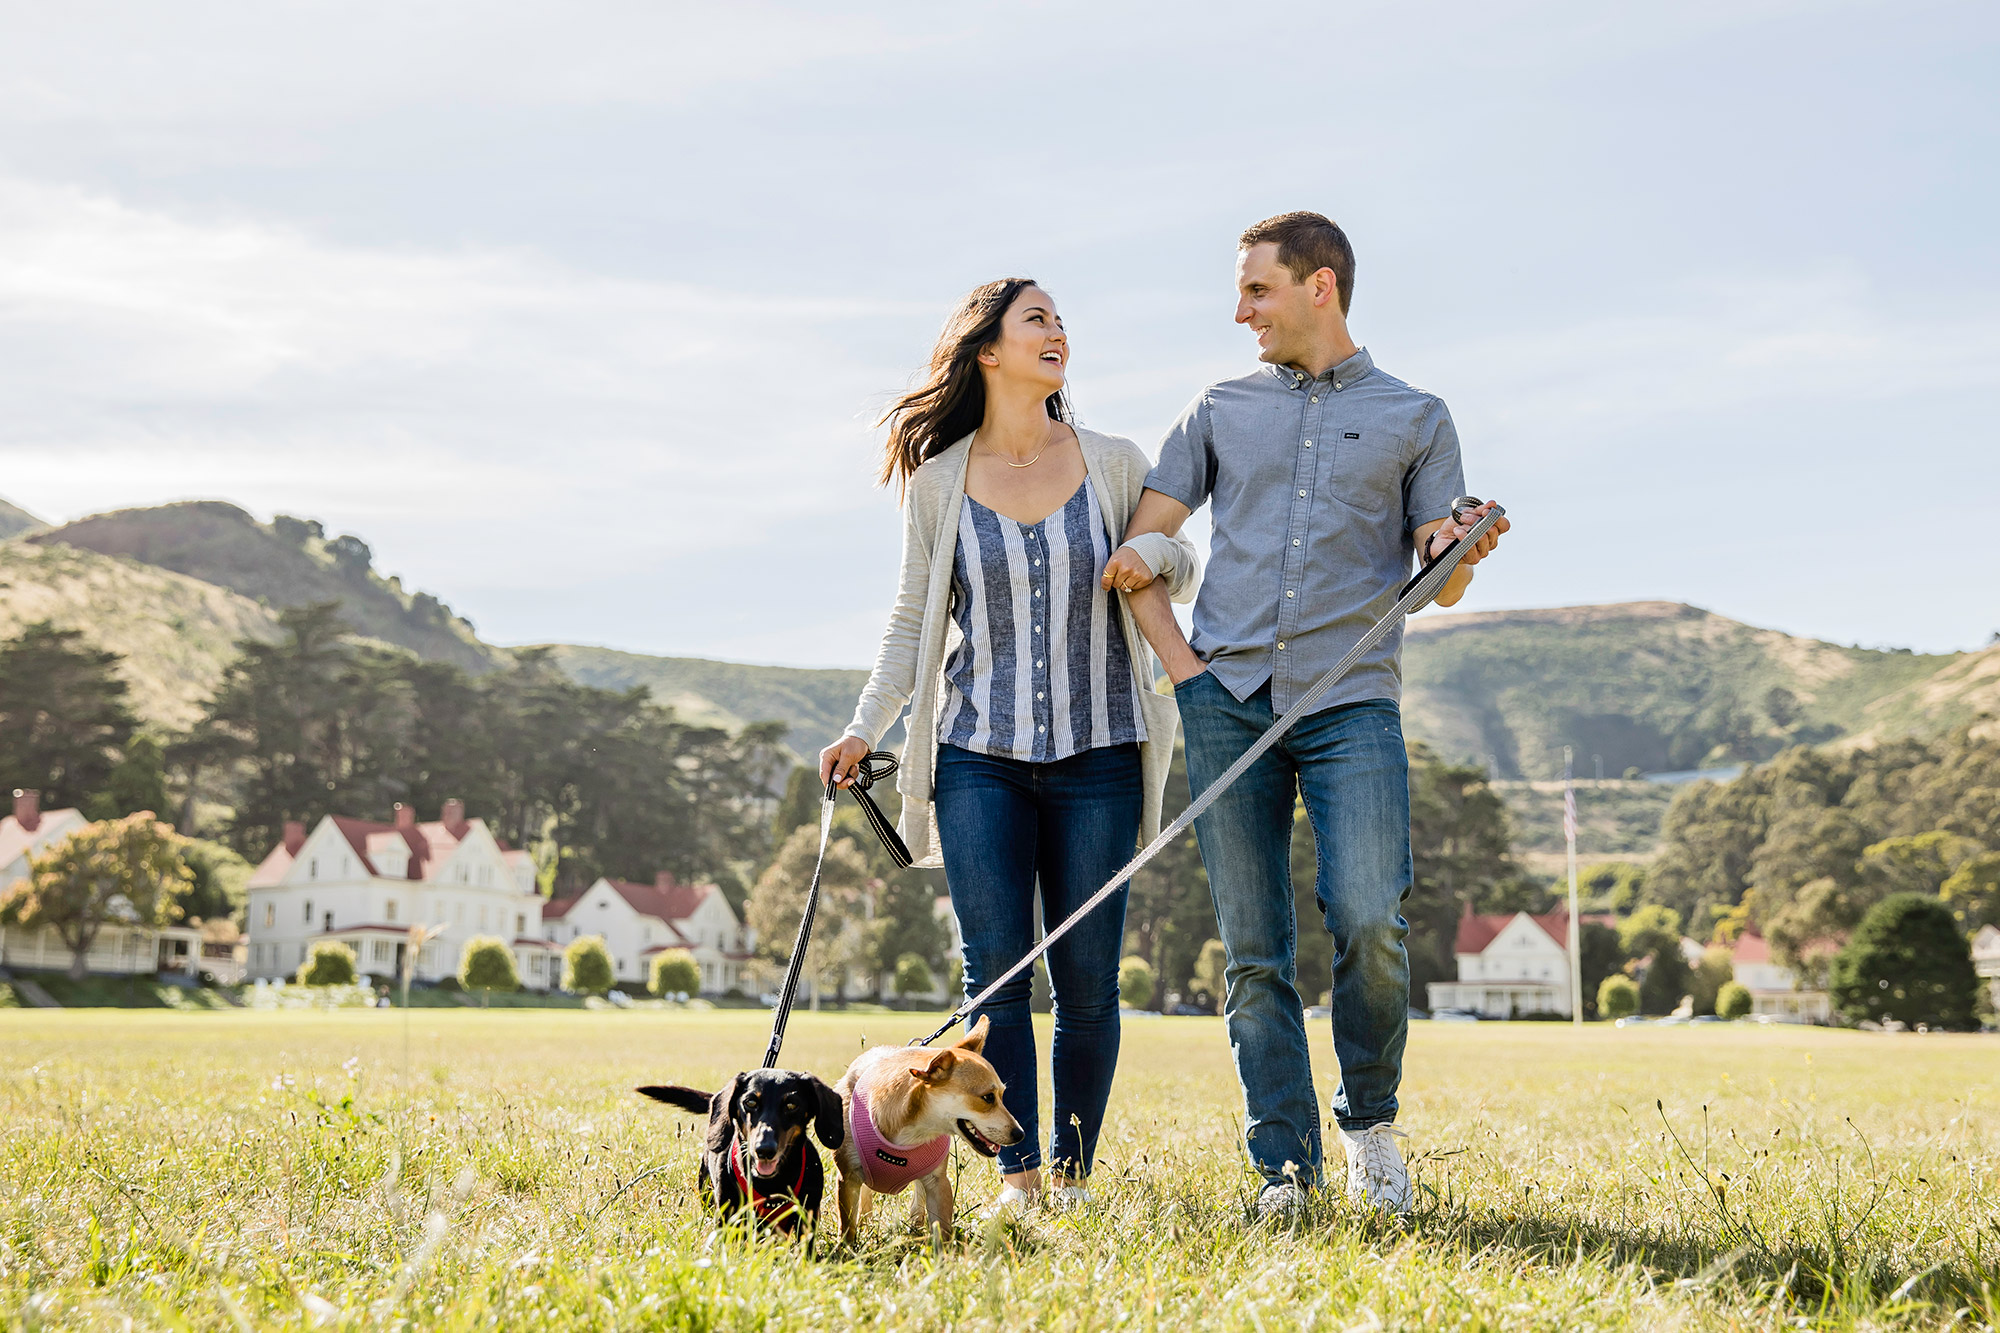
(1104, 211, 1508, 1218)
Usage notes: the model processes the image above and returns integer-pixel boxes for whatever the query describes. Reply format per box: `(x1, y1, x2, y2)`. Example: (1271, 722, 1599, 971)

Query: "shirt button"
(1034, 625, 1041, 634)
(1033, 559, 1040, 566)
(1277, 641, 1287, 650)
(1293, 539, 1301, 546)
(1037, 692, 1045, 701)
(1034, 590, 1041, 598)
(1311, 396, 1318, 403)
(1304, 440, 1312, 446)
(1036, 660, 1044, 668)
(1297, 490, 1306, 498)
(1286, 590, 1295, 598)
(1038, 724, 1046, 732)
(1334, 381, 1342, 389)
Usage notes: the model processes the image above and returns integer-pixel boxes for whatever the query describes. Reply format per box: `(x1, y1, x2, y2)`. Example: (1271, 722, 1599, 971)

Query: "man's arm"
(1105, 489, 1207, 683)
(1414, 501, 1509, 608)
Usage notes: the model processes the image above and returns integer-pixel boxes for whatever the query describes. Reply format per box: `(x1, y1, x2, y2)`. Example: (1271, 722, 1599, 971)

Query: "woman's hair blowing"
(878, 277, 1069, 492)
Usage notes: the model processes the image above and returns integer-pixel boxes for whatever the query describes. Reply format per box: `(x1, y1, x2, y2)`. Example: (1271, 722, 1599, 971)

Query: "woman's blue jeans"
(933, 741, 1140, 1179)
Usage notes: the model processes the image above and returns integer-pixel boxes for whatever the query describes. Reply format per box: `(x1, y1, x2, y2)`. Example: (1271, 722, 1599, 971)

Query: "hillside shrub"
(563, 936, 614, 995)
(1119, 955, 1155, 1010)
(892, 952, 934, 998)
(650, 948, 700, 997)
(1716, 981, 1753, 1019)
(1598, 975, 1639, 1021)
(297, 941, 357, 987)
(458, 935, 519, 1005)
(1829, 893, 1979, 1029)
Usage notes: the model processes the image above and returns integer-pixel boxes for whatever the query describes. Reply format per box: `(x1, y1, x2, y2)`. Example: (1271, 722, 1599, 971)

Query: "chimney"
(394, 802, 415, 830)
(283, 820, 307, 855)
(441, 798, 468, 837)
(656, 871, 676, 892)
(12, 789, 40, 833)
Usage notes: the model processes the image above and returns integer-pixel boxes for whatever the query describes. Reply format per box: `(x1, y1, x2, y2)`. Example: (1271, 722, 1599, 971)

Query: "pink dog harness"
(850, 1086, 949, 1194)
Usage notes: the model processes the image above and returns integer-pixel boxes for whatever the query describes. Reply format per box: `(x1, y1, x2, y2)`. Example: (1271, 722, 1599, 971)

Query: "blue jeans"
(1177, 673, 1412, 1187)
(933, 741, 1140, 1178)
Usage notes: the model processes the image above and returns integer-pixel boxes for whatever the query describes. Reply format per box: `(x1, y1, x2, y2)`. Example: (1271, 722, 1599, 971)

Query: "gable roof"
(1731, 931, 1771, 964)
(1454, 908, 1614, 955)
(542, 875, 721, 927)
(0, 806, 86, 875)
(248, 809, 515, 886)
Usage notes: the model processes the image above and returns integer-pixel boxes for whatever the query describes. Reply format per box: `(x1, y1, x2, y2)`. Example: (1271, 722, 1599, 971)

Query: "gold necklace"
(985, 420, 1056, 468)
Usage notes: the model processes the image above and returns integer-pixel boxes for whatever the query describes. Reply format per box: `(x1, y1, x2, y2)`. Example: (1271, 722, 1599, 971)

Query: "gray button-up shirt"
(1144, 346, 1465, 716)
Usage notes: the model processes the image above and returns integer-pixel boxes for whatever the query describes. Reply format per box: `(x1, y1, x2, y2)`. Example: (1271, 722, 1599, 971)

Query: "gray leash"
(914, 498, 1507, 1047)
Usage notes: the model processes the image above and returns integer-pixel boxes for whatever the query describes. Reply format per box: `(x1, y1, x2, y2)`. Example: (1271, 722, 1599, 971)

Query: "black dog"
(637, 1069, 843, 1236)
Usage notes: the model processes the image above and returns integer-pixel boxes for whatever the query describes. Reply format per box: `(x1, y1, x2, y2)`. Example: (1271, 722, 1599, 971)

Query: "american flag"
(1563, 783, 1577, 844)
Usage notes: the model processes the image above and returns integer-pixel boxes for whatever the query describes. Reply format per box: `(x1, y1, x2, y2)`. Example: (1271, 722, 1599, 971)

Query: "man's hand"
(1418, 501, 1510, 567)
(1101, 544, 1155, 594)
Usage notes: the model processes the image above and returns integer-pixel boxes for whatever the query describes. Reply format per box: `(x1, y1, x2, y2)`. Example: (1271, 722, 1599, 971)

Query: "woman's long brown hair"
(878, 277, 1071, 493)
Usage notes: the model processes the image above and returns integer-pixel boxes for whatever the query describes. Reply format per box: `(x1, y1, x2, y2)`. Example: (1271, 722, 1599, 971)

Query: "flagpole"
(1564, 746, 1583, 1026)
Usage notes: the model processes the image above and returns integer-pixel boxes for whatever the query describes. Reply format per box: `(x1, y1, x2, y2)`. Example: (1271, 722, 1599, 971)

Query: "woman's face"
(978, 286, 1067, 394)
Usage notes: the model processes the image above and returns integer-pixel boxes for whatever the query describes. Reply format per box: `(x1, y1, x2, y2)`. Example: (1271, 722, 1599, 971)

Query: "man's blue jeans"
(933, 741, 1139, 1179)
(1176, 673, 1412, 1187)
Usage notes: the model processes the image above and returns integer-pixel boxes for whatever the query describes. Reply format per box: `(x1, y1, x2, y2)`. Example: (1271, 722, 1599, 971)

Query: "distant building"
(243, 799, 555, 987)
(0, 789, 203, 977)
(540, 873, 754, 993)
(1425, 908, 1609, 1018)
(1973, 925, 2000, 1013)
(1728, 931, 1832, 1022)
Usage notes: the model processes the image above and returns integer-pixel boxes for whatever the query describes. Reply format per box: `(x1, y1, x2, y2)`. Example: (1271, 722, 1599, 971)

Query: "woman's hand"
(820, 736, 870, 789)
(1100, 544, 1155, 594)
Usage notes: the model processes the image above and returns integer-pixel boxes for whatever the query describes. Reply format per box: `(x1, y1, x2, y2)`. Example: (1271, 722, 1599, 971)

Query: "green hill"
(0, 540, 280, 729)
(536, 644, 883, 758)
(29, 502, 497, 675)
(0, 495, 44, 540)
(1400, 601, 1960, 780)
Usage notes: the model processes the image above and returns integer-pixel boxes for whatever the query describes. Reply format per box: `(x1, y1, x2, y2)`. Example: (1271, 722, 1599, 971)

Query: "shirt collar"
(1270, 345, 1375, 391)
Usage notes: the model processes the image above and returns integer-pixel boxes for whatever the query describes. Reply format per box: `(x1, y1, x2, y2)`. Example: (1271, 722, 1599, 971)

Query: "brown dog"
(831, 1015, 1023, 1243)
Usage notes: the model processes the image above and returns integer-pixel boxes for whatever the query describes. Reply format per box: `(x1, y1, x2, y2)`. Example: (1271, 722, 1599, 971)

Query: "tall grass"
(1, 1011, 1994, 1330)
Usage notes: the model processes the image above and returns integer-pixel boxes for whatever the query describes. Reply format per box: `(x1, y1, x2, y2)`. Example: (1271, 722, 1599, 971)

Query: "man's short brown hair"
(1239, 212, 1356, 315)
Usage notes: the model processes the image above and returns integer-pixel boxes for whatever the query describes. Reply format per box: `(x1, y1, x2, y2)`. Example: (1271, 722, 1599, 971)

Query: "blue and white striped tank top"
(939, 479, 1147, 762)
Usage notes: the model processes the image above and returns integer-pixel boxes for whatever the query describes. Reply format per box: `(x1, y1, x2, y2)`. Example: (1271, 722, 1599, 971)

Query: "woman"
(822, 278, 1199, 1210)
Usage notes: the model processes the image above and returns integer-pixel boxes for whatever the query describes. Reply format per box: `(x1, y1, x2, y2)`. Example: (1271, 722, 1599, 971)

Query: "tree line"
(0, 609, 790, 907)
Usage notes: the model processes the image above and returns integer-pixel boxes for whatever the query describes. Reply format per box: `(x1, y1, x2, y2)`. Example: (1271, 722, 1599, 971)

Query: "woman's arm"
(826, 496, 932, 784)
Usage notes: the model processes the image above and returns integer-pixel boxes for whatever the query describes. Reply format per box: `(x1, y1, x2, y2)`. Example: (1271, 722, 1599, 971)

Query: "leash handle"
(1398, 495, 1489, 604)
(842, 751, 913, 870)
(914, 501, 1508, 1048)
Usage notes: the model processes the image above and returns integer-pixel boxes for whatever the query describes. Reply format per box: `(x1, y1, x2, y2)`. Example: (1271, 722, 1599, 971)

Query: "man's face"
(1235, 242, 1319, 367)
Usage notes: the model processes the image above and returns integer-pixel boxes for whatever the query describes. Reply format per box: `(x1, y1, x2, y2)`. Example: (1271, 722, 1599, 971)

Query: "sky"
(0, 0, 1994, 666)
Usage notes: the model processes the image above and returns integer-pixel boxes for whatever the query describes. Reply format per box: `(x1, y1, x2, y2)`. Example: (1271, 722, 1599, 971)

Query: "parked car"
(1431, 1008, 1480, 1023)
(1613, 1015, 1654, 1028)
(1303, 1005, 1332, 1021)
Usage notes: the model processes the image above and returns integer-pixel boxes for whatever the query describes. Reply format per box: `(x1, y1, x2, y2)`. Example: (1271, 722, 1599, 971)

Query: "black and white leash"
(760, 751, 910, 1069)
(912, 497, 1507, 1048)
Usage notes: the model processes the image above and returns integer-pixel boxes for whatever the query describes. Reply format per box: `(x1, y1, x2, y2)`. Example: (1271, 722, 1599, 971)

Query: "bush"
(1598, 975, 1639, 1021)
(1119, 955, 1155, 1009)
(1194, 939, 1229, 1015)
(892, 952, 934, 998)
(296, 941, 357, 987)
(650, 948, 700, 997)
(563, 936, 614, 995)
(1829, 893, 1979, 1029)
(1716, 980, 1753, 1019)
(458, 936, 519, 1003)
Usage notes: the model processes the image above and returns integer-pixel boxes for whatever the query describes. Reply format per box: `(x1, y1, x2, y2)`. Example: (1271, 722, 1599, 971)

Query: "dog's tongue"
(751, 1157, 782, 1178)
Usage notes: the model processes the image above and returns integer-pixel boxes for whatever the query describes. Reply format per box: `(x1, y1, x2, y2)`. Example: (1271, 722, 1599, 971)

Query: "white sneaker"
(979, 1184, 1037, 1221)
(1050, 1184, 1091, 1211)
(1253, 1181, 1308, 1225)
(1341, 1123, 1411, 1214)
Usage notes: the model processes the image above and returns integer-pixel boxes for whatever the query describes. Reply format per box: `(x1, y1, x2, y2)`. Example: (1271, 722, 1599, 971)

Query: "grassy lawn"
(1, 1011, 1996, 1330)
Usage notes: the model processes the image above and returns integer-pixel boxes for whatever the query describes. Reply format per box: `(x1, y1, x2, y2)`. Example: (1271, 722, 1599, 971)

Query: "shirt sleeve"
(1143, 391, 1215, 512)
(1404, 397, 1467, 532)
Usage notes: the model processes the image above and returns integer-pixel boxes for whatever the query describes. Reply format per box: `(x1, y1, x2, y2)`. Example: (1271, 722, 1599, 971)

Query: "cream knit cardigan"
(842, 427, 1202, 868)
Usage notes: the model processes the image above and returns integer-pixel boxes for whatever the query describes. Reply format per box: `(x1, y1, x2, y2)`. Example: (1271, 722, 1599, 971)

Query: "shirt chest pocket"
(1320, 431, 1403, 517)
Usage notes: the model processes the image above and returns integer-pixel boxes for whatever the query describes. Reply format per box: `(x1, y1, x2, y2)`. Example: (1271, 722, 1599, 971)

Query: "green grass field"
(2, 1010, 1996, 1330)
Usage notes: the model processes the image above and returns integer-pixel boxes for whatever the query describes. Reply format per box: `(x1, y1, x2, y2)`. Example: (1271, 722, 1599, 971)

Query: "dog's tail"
(635, 1084, 712, 1114)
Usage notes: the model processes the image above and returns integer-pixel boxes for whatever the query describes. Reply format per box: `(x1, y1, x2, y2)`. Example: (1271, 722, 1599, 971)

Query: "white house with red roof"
(540, 872, 754, 994)
(1, 789, 205, 978)
(244, 799, 557, 986)
(1975, 925, 2000, 1012)
(1728, 931, 1831, 1022)
(1425, 908, 1604, 1018)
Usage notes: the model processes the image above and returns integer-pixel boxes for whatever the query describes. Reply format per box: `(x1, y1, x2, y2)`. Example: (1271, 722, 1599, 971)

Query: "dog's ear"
(705, 1072, 749, 1153)
(911, 1048, 957, 1085)
(952, 1014, 991, 1055)
(810, 1077, 844, 1150)
(635, 1085, 712, 1115)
